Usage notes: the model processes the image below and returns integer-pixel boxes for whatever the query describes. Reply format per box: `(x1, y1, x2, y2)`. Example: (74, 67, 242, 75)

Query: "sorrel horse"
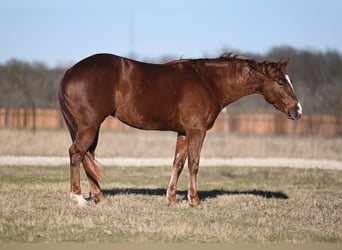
(59, 53, 302, 206)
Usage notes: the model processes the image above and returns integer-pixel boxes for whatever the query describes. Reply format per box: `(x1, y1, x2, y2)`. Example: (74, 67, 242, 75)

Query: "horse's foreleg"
(186, 128, 206, 206)
(166, 134, 187, 205)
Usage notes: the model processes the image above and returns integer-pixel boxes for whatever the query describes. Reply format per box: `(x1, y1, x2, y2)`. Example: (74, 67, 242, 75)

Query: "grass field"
(0, 165, 341, 243)
(1, 129, 341, 242)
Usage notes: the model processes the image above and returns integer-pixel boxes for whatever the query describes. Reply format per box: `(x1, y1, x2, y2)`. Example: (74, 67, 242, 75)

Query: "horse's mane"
(166, 52, 252, 65)
(218, 52, 252, 61)
(218, 52, 289, 77)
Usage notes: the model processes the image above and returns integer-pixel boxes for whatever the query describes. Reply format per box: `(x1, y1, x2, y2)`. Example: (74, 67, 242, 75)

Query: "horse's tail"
(83, 152, 103, 181)
(59, 68, 76, 141)
(58, 68, 102, 181)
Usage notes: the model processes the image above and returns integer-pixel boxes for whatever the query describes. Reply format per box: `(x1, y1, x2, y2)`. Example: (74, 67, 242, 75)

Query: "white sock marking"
(70, 193, 88, 206)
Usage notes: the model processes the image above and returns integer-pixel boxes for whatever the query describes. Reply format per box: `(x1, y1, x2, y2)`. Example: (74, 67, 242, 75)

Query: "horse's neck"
(197, 61, 260, 108)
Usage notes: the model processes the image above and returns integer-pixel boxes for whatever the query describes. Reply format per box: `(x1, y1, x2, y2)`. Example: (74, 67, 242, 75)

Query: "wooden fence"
(0, 107, 341, 136)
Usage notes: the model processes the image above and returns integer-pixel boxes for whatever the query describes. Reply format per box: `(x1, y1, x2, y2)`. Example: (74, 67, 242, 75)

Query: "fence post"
(32, 105, 36, 132)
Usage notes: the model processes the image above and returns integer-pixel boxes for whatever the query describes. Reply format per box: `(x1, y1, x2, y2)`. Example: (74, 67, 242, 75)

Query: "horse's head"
(250, 59, 302, 120)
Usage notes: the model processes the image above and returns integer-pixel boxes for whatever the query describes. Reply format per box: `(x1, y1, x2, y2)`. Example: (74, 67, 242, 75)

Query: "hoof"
(87, 191, 109, 205)
(70, 193, 88, 206)
(166, 193, 178, 206)
(95, 197, 111, 205)
(188, 196, 202, 207)
(168, 200, 178, 206)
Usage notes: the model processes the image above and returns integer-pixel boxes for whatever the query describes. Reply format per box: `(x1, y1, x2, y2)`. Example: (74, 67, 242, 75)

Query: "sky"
(1, 0, 342, 67)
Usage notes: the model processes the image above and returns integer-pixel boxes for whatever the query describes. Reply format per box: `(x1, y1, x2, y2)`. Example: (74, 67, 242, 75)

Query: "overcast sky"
(1, 0, 341, 67)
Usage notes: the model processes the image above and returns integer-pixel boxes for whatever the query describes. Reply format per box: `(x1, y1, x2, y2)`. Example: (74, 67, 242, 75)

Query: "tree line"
(1, 46, 341, 114)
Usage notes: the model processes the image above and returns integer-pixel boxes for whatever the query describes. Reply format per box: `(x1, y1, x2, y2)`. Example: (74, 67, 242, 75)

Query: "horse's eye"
(278, 81, 286, 88)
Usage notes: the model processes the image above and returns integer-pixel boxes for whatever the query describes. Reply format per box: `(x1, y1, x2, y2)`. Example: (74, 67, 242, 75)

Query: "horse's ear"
(265, 62, 278, 76)
(282, 58, 290, 66)
(280, 58, 290, 73)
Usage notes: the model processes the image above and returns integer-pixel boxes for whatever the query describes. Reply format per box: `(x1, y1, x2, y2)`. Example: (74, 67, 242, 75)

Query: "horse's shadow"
(102, 187, 288, 200)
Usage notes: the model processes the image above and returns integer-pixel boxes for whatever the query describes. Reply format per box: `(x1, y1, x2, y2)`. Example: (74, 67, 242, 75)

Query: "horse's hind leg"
(69, 125, 100, 206)
(82, 128, 108, 203)
(166, 133, 188, 205)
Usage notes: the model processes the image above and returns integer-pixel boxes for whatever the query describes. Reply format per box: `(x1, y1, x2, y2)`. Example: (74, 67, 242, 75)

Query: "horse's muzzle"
(287, 102, 302, 120)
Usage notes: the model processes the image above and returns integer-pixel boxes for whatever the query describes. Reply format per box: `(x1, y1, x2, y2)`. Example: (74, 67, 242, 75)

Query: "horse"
(59, 52, 302, 206)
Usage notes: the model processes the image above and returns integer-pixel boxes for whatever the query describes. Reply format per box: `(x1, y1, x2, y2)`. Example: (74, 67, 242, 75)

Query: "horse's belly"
(115, 103, 180, 131)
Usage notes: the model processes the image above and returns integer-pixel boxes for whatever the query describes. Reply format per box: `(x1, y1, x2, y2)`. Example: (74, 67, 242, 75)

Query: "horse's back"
(59, 53, 219, 132)
(59, 54, 181, 129)
(61, 53, 121, 87)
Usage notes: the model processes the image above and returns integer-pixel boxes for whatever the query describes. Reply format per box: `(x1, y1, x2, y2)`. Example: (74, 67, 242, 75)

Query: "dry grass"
(0, 128, 341, 159)
(0, 165, 341, 243)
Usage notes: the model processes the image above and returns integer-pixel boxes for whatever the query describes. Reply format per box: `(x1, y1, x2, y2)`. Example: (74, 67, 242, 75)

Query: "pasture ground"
(1, 129, 341, 243)
(0, 165, 341, 243)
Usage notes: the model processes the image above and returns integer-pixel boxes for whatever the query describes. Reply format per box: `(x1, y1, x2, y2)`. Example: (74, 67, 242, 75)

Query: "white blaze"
(285, 74, 294, 90)
(285, 74, 302, 117)
(297, 102, 303, 116)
